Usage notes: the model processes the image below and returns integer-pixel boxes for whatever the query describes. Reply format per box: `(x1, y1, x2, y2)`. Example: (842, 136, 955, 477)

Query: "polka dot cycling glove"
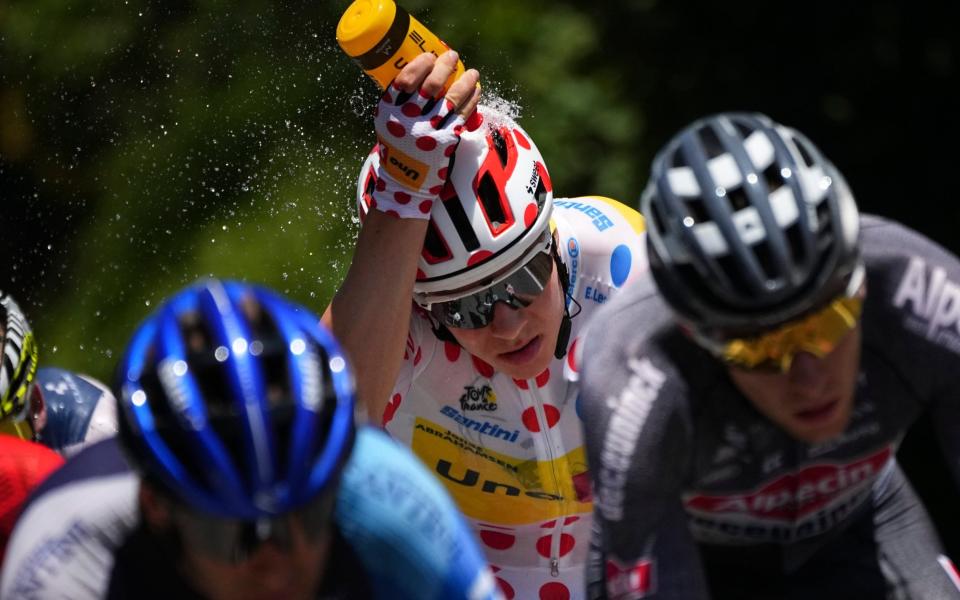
(371, 82, 466, 219)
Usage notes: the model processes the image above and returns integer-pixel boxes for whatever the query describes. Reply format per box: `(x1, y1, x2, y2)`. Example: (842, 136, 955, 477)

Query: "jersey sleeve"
(580, 282, 710, 599)
(0, 439, 138, 600)
(0, 437, 64, 561)
(333, 427, 503, 600)
(553, 196, 649, 303)
(860, 216, 960, 489)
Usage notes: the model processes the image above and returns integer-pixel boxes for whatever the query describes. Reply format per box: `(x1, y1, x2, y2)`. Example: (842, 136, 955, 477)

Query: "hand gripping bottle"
(336, 0, 466, 90)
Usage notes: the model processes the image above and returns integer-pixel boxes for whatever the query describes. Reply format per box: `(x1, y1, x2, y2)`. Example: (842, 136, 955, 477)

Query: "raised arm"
(322, 51, 480, 421)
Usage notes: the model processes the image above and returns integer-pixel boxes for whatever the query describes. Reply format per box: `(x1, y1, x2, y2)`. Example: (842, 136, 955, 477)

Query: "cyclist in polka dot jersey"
(324, 52, 648, 599)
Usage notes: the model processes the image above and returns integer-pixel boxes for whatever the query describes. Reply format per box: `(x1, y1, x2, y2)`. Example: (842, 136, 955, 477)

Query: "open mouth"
(498, 335, 542, 365)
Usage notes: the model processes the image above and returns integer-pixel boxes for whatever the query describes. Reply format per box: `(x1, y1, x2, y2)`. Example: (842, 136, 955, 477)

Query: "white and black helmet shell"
(1, 291, 39, 420)
(642, 112, 860, 333)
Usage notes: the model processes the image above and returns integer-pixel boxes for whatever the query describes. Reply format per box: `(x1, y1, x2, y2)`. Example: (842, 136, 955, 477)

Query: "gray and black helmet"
(641, 112, 861, 336)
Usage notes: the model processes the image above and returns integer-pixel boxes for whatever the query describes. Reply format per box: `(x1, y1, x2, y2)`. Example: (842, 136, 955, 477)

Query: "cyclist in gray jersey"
(580, 112, 960, 599)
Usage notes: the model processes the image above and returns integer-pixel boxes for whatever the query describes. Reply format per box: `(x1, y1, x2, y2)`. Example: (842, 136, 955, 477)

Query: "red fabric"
(0, 435, 65, 562)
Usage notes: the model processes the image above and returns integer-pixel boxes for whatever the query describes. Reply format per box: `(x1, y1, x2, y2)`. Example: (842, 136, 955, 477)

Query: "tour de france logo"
(459, 383, 497, 412)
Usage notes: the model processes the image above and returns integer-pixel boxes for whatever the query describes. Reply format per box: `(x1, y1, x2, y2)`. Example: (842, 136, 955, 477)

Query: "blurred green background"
(3, 0, 958, 379)
(2, 0, 959, 549)
(0, 0, 652, 376)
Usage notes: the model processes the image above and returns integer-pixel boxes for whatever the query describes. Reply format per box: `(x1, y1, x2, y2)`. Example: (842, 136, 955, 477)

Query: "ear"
(29, 383, 47, 433)
(139, 481, 174, 530)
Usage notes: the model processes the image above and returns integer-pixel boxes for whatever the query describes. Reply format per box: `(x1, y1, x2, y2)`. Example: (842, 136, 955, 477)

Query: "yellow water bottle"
(336, 0, 466, 90)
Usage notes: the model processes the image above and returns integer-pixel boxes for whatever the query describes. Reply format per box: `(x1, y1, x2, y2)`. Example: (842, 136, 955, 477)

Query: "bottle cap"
(336, 0, 398, 58)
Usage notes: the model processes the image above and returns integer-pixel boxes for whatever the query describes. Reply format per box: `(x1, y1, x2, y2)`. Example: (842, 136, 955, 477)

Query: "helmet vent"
(816, 199, 831, 235)
(535, 162, 551, 208)
(439, 190, 480, 253)
(786, 222, 807, 264)
(753, 240, 777, 280)
(762, 162, 783, 193)
(686, 196, 710, 224)
(490, 128, 510, 167)
(477, 172, 509, 233)
(794, 137, 816, 168)
(699, 125, 726, 158)
(732, 121, 753, 139)
(139, 363, 212, 489)
(533, 172, 548, 209)
(422, 220, 457, 263)
(725, 186, 750, 212)
(716, 253, 754, 297)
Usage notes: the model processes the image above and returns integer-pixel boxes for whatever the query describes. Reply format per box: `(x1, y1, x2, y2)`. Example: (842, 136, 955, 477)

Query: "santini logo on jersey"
(894, 256, 960, 353)
(440, 405, 519, 443)
(555, 200, 614, 232)
(685, 446, 891, 519)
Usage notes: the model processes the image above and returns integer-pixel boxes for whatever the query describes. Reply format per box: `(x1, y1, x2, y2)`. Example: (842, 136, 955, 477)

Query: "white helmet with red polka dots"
(357, 105, 554, 303)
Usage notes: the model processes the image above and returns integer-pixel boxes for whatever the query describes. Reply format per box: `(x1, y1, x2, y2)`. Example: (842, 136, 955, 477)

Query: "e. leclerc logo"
(566, 237, 580, 301)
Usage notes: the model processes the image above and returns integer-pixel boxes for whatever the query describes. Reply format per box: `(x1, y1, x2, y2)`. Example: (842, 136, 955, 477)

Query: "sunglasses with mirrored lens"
(172, 491, 335, 564)
(700, 294, 864, 373)
(428, 245, 555, 330)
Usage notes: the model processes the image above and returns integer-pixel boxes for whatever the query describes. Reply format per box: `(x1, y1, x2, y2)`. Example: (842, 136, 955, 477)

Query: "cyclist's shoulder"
(857, 215, 960, 386)
(553, 195, 649, 297)
(1, 439, 137, 600)
(0, 437, 63, 547)
(584, 274, 671, 349)
(553, 195, 646, 239)
(17, 437, 134, 523)
(860, 214, 960, 273)
(335, 427, 492, 599)
(338, 427, 454, 510)
(859, 214, 960, 320)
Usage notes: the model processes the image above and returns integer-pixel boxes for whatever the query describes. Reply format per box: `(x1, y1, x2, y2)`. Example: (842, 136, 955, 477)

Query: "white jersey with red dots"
(383, 196, 648, 600)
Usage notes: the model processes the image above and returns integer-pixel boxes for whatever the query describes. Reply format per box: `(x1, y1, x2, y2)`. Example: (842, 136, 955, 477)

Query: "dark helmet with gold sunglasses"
(641, 112, 862, 371)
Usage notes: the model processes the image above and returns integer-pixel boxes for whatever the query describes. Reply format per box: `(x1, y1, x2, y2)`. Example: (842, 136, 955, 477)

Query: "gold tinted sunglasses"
(694, 267, 865, 373)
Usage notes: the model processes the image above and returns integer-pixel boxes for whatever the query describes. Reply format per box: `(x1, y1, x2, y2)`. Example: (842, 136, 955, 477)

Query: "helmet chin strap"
(553, 248, 580, 360)
(554, 309, 573, 359)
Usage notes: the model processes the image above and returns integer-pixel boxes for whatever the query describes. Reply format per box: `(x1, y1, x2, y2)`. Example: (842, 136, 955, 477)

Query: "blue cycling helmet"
(642, 112, 861, 335)
(115, 279, 355, 519)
